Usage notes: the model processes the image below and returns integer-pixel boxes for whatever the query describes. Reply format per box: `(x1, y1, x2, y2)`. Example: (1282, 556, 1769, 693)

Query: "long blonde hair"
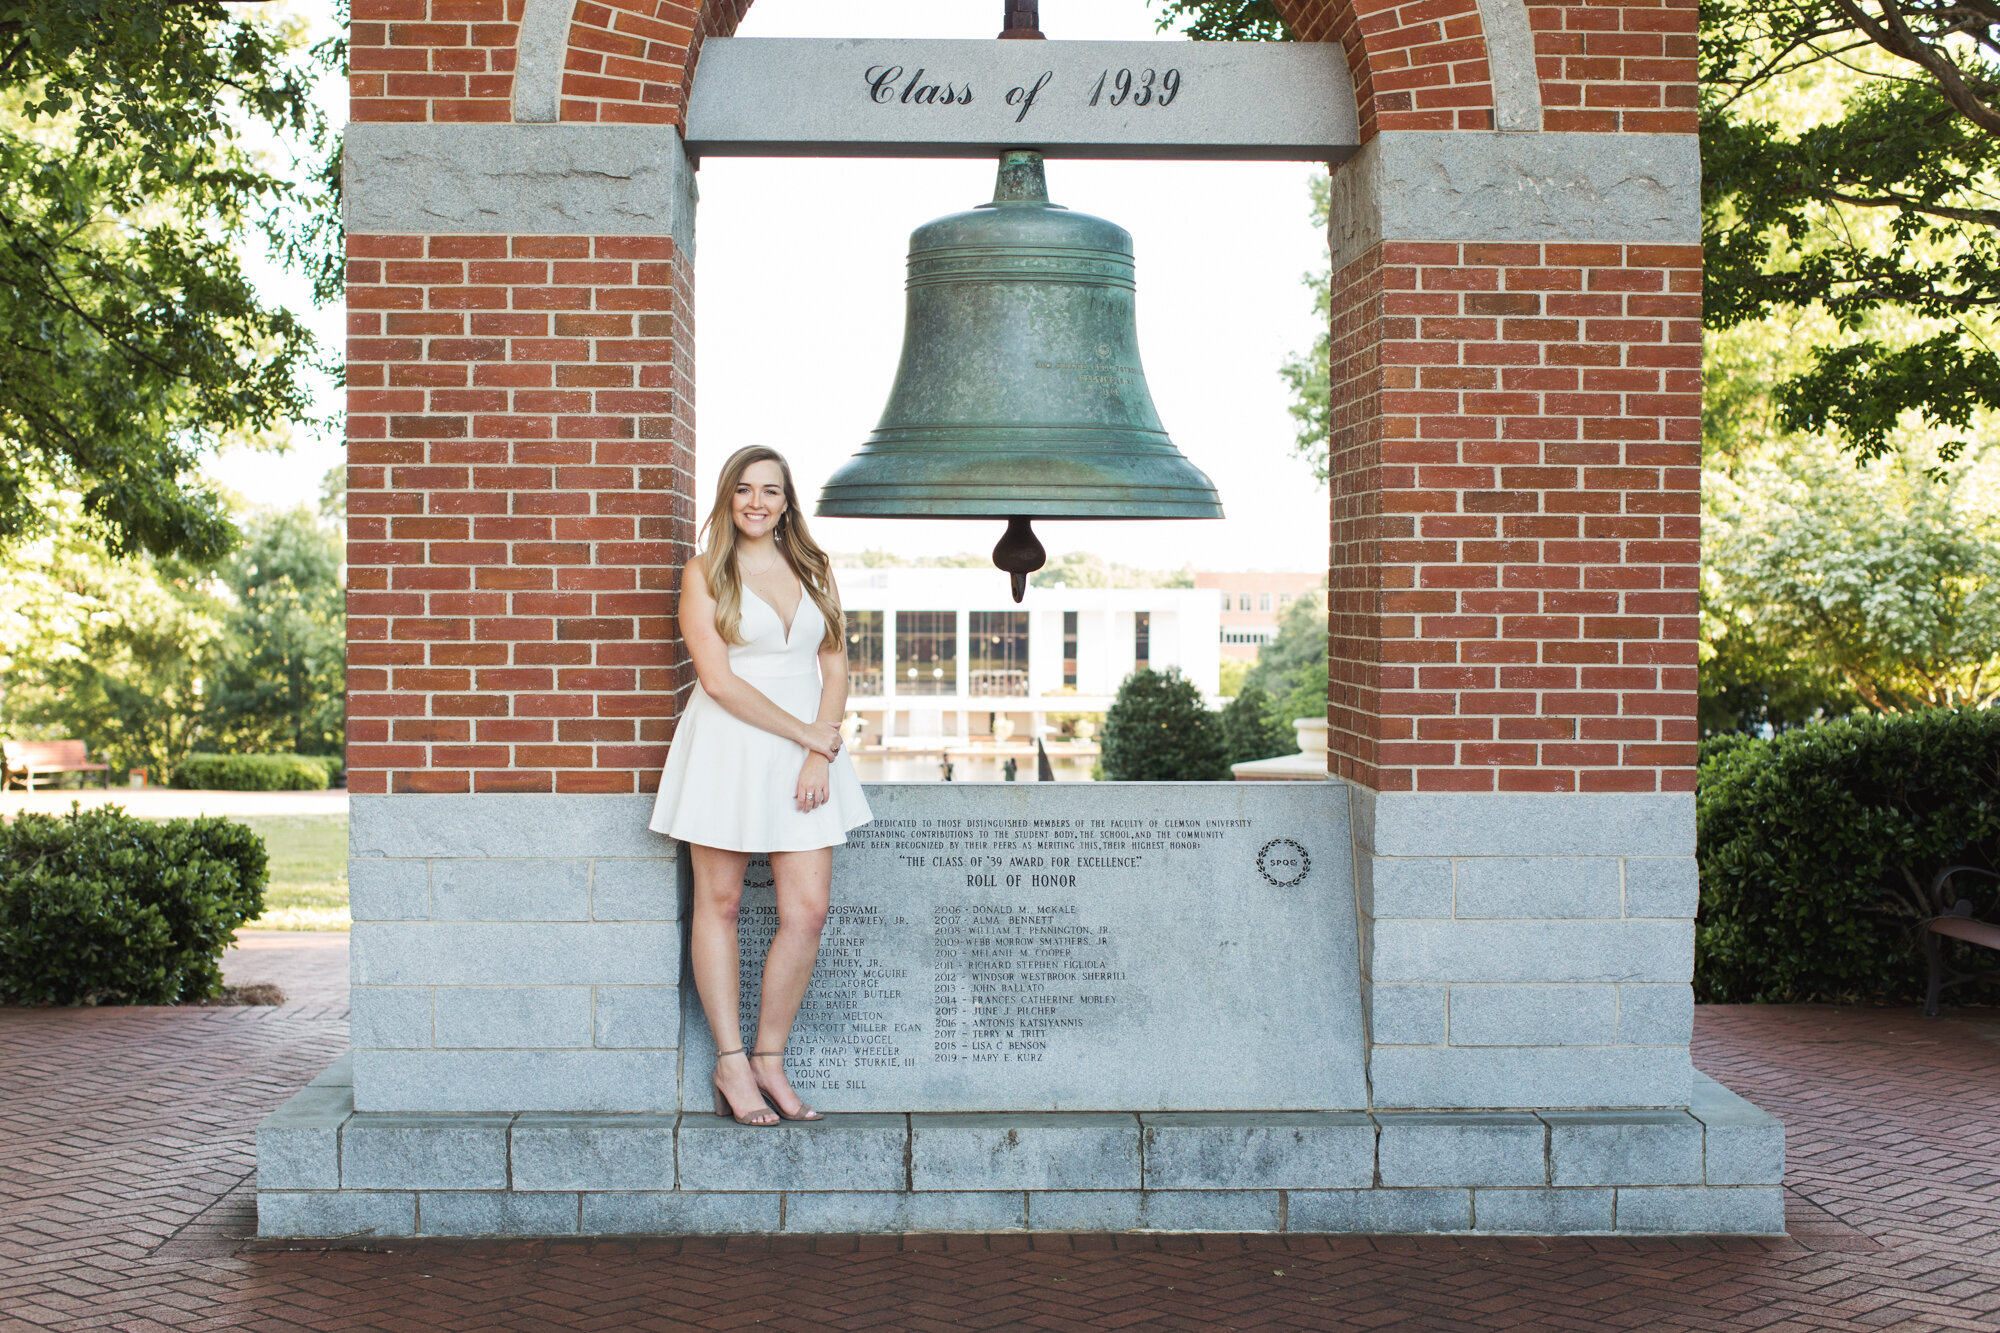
(700, 446, 844, 653)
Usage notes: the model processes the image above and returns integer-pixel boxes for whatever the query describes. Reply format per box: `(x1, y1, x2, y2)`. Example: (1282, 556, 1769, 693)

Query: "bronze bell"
(815, 150, 1224, 600)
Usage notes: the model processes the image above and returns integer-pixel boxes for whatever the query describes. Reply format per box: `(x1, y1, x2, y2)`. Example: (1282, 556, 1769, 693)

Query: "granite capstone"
(1377, 1113, 1545, 1187)
(508, 1114, 677, 1192)
(256, 1084, 350, 1190)
(911, 1113, 1140, 1192)
(340, 1115, 511, 1191)
(1692, 1072, 1787, 1185)
(1545, 1110, 1703, 1186)
(1140, 1113, 1374, 1190)
(677, 1114, 909, 1192)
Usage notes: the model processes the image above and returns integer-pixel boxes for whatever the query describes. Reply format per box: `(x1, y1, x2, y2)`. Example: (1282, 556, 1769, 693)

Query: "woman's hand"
(796, 753, 832, 813)
(798, 721, 842, 760)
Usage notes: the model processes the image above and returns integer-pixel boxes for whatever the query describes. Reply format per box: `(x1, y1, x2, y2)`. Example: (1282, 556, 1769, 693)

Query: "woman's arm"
(815, 582, 850, 729)
(680, 557, 839, 758)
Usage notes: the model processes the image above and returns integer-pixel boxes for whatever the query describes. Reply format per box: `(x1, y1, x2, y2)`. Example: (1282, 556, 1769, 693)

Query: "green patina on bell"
(817, 150, 1223, 600)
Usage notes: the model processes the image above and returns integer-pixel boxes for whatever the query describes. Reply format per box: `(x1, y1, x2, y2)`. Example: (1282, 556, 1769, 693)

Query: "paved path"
(3, 938, 1999, 1331)
(1, 789, 350, 820)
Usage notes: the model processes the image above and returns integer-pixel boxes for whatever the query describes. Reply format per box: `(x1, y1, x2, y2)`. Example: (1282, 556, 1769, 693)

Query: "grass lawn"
(235, 814, 349, 931)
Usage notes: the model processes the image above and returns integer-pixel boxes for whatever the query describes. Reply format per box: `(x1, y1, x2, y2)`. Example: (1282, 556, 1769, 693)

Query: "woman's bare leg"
(750, 846, 832, 1116)
(689, 843, 773, 1122)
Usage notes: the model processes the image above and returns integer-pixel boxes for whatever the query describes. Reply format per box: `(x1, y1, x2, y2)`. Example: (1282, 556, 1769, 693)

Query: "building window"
(895, 611, 957, 696)
(1237, 592, 1252, 611)
(846, 610, 884, 695)
(1134, 611, 1150, 670)
(1258, 592, 1272, 612)
(969, 610, 1029, 697)
(1278, 593, 1294, 608)
(1062, 611, 1078, 687)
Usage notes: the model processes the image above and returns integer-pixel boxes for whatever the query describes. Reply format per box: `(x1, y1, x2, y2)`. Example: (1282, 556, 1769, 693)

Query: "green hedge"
(171, 752, 341, 791)
(0, 805, 267, 1005)
(1696, 709, 2000, 1004)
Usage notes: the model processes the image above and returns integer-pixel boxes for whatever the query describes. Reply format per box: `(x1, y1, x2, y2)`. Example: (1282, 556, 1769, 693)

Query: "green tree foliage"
(1219, 681, 1298, 764)
(1245, 589, 1329, 729)
(1277, 174, 1334, 480)
(1099, 667, 1232, 780)
(1150, 0, 1291, 40)
(0, 500, 347, 781)
(0, 2, 341, 562)
(1702, 0, 2000, 462)
(0, 804, 265, 1005)
(1696, 709, 2000, 1003)
(206, 507, 345, 755)
(1706, 434, 2000, 719)
(0, 513, 228, 781)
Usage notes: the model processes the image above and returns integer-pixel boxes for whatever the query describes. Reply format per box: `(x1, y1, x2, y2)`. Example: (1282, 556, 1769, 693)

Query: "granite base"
(256, 1057, 1784, 1237)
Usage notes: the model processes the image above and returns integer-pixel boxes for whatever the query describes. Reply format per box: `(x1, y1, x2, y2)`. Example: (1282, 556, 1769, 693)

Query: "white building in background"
(831, 568, 1221, 779)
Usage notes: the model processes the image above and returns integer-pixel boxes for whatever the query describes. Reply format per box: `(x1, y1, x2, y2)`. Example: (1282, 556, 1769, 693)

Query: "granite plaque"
(684, 39, 1361, 161)
(679, 782, 1366, 1112)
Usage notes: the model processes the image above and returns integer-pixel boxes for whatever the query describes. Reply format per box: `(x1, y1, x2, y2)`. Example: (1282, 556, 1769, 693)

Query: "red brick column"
(344, 232, 696, 794)
(1329, 240, 1700, 794)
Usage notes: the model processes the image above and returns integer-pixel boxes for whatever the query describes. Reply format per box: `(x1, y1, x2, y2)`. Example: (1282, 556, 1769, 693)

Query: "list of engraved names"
(733, 813, 1251, 1097)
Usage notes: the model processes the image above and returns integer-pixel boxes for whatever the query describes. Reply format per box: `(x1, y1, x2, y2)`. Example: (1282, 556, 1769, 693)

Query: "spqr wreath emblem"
(1256, 838, 1311, 888)
(742, 856, 775, 889)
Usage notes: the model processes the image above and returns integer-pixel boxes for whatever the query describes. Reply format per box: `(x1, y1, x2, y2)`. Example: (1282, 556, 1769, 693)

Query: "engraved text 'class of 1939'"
(864, 65, 1185, 124)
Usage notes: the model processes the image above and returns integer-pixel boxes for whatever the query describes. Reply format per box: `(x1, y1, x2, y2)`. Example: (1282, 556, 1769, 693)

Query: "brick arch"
(543, 0, 1502, 133)
(350, 0, 1683, 133)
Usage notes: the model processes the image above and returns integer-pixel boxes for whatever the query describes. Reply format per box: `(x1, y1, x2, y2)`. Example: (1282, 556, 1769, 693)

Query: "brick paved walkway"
(4, 939, 2000, 1332)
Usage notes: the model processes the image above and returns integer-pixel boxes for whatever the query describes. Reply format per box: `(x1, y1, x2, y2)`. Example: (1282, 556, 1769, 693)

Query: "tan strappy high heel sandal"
(750, 1048, 824, 1121)
(711, 1048, 778, 1126)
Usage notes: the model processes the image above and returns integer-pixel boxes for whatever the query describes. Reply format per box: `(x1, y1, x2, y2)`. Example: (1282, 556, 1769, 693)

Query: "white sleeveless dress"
(649, 588, 872, 852)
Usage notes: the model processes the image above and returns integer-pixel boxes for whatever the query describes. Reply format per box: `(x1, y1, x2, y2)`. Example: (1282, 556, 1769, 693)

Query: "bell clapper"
(992, 516, 1046, 604)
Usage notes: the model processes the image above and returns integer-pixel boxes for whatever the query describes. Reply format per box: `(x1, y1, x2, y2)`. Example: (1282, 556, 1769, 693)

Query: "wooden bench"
(1924, 865, 2000, 1017)
(2, 740, 112, 792)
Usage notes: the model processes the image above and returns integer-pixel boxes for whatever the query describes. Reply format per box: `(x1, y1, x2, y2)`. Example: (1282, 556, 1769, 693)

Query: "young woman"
(649, 446, 872, 1126)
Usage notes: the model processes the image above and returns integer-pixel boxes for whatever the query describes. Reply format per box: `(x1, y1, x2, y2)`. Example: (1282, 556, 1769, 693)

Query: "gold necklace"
(739, 552, 783, 578)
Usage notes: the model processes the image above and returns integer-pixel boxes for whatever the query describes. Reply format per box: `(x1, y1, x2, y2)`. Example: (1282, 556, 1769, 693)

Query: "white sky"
(210, 0, 1332, 573)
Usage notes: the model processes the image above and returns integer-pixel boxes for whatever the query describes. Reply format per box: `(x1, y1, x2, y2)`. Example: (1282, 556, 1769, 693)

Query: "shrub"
(1220, 682, 1297, 765)
(1100, 668, 1230, 781)
(171, 752, 337, 791)
(0, 805, 267, 1005)
(1696, 708, 2000, 1004)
